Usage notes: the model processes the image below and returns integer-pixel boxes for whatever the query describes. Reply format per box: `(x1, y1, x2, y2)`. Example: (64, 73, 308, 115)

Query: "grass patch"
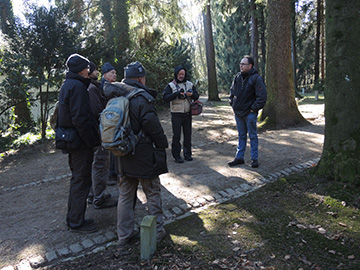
(163, 170, 360, 269)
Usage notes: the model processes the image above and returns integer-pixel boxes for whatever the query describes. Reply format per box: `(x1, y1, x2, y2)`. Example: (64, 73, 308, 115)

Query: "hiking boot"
(94, 194, 117, 209)
(174, 157, 184, 163)
(87, 195, 94, 204)
(251, 159, 259, 168)
(184, 156, 193, 161)
(69, 220, 98, 234)
(157, 229, 168, 243)
(228, 158, 245, 167)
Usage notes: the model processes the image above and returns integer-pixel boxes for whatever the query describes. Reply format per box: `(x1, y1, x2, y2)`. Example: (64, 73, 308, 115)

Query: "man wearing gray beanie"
(57, 53, 100, 233)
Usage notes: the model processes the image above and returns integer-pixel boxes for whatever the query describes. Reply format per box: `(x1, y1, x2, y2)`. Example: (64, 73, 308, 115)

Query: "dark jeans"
(171, 113, 192, 158)
(66, 148, 94, 228)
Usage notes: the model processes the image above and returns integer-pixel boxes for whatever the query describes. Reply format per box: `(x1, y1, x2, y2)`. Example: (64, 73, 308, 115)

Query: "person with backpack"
(100, 62, 118, 186)
(103, 61, 168, 255)
(87, 62, 117, 209)
(56, 54, 100, 233)
(228, 56, 267, 168)
(163, 66, 199, 163)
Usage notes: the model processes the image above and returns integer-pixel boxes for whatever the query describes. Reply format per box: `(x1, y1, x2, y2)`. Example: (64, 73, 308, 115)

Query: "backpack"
(99, 89, 144, 157)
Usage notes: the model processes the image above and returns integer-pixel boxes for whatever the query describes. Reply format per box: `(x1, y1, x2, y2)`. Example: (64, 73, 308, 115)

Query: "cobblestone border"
(1, 158, 320, 270)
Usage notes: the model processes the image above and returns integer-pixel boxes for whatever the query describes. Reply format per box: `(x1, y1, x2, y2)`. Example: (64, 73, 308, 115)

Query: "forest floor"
(0, 95, 337, 270)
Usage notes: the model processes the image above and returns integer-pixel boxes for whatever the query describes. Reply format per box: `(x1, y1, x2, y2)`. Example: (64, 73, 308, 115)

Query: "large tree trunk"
(260, 0, 307, 129)
(250, 0, 259, 70)
(202, 1, 220, 101)
(315, 0, 360, 184)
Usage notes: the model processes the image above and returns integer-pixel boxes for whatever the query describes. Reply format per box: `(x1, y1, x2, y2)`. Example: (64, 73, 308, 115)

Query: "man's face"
(240, 58, 252, 74)
(104, 69, 116, 82)
(78, 66, 90, 78)
(89, 69, 99, 80)
(177, 69, 186, 82)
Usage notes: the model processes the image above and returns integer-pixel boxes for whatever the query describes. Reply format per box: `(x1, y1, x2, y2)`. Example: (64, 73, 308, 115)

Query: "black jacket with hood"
(229, 68, 267, 118)
(57, 71, 100, 151)
(104, 78, 168, 179)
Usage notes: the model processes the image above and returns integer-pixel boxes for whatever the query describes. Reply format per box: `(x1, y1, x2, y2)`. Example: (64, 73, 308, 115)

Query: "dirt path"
(0, 99, 324, 269)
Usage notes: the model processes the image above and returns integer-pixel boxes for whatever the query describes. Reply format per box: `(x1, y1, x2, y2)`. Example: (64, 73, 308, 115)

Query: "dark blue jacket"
(104, 79, 168, 178)
(230, 68, 267, 118)
(58, 71, 100, 150)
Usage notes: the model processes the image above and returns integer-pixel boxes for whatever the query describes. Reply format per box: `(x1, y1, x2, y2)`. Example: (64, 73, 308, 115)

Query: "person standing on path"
(103, 61, 169, 255)
(57, 54, 100, 233)
(163, 66, 199, 163)
(228, 56, 267, 168)
(87, 62, 117, 209)
(100, 62, 118, 186)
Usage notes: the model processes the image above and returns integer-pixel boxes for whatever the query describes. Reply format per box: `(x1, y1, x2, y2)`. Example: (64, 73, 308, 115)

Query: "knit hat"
(102, 62, 115, 74)
(89, 62, 97, 75)
(66, 54, 90, 74)
(124, 61, 146, 78)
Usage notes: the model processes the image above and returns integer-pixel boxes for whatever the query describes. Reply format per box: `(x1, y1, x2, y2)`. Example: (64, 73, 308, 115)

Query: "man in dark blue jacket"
(103, 61, 168, 255)
(228, 56, 267, 168)
(57, 54, 100, 233)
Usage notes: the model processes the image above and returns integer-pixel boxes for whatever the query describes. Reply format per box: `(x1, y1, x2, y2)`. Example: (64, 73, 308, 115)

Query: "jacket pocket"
(55, 127, 83, 151)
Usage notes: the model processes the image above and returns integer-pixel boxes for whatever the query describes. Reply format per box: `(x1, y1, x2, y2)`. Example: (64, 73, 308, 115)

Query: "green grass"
(164, 170, 360, 269)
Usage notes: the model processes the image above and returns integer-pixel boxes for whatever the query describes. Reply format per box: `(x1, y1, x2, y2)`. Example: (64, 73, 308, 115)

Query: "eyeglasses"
(240, 63, 249, 66)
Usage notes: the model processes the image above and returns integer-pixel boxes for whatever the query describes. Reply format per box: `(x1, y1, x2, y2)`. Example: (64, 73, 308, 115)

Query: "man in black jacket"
(87, 62, 117, 209)
(57, 54, 100, 233)
(228, 56, 267, 168)
(103, 61, 169, 254)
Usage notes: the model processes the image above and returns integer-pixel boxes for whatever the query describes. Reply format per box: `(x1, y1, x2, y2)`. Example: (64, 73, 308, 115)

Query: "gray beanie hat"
(124, 61, 146, 78)
(66, 54, 90, 74)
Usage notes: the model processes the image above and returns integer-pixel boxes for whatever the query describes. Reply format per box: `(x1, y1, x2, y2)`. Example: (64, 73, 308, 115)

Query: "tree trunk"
(315, 0, 360, 184)
(314, 0, 322, 85)
(250, 0, 259, 70)
(291, 0, 301, 97)
(202, 1, 220, 101)
(260, 0, 307, 129)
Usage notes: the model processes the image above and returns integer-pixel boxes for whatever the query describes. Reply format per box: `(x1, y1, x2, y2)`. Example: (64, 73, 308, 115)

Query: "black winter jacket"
(104, 79, 168, 178)
(88, 79, 107, 124)
(229, 68, 267, 118)
(58, 71, 100, 151)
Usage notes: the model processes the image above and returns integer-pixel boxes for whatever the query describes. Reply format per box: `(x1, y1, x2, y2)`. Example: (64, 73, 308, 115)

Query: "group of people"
(56, 53, 266, 254)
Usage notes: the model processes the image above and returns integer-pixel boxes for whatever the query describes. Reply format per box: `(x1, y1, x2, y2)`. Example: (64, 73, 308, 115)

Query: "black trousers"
(171, 113, 192, 158)
(66, 148, 94, 228)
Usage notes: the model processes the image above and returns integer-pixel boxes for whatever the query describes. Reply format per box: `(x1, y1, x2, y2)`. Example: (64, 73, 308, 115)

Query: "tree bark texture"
(316, 0, 360, 184)
(203, 2, 220, 101)
(261, 0, 307, 128)
(251, 0, 259, 70)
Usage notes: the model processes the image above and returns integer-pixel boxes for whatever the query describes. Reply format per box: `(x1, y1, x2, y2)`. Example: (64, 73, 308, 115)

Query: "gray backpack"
(99, 89, 144, 157)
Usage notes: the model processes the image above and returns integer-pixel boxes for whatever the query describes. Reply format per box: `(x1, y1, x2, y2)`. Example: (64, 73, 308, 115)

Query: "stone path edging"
(1, 157, 320, 270)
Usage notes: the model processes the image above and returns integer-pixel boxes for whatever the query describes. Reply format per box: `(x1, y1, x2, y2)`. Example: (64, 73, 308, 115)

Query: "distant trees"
(315, 0, 360, 184)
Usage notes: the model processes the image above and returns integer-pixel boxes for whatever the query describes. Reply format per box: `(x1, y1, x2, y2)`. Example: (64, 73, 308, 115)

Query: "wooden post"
(140, 215, 157, 260)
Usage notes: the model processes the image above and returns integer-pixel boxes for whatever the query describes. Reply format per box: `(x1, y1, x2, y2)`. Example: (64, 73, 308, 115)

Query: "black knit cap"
(102, 62, 115, 74)
(89, 62, 97, 75)
(124, 61, 146, 78)
(66, 53, 90, 74)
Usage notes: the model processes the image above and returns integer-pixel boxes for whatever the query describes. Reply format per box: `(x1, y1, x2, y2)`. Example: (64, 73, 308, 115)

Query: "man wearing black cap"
(103, 61, 169, 255)
(87, 62, 117, 209)
(163, 66, 199, 163)
(99, 62, 118, 185)
(57, 54, 100, 233)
